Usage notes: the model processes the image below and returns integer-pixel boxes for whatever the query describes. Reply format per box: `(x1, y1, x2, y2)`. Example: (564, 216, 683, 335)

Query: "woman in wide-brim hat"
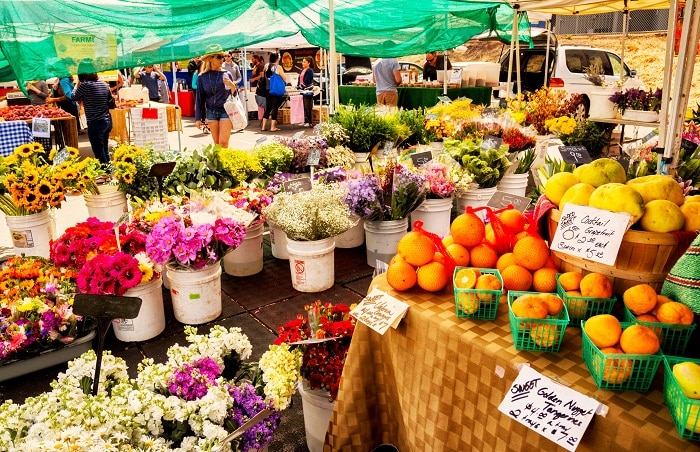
(194, 44, 238, 148)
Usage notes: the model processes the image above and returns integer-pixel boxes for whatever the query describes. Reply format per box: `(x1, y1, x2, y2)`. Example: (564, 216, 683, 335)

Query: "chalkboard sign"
(558, 146, 592, 164)
(487, 191, 531, 212)
(550, 204, 630, 266)
(498, 365, 600, 452)
(482, 135, 503, 149)
(148, 161, 176, 177)
(482, 107, 499, 118)
(307, 148, 321, 166)
(410, 150, 432, 167)
(608, 154, 630, 171)
(73, 294, 143, 320)
(282, 177, 312, 193)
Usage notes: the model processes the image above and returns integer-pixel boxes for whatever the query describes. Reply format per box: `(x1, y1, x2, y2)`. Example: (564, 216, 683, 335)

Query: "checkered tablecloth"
(0, 121, 33, 157)
(325, 274, 696, 451)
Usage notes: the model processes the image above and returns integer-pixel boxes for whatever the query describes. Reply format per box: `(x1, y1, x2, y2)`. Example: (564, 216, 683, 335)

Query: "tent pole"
(514, 10, 522, 97)
(619, 2, 628, 77)
(170, 38, 181, 152)
(329, 0, 339, 114)
(544, 19, 551, 88)
(506, 9, 517, 100)
(657, 0, 680, 172)
(443, 50, 448, 95)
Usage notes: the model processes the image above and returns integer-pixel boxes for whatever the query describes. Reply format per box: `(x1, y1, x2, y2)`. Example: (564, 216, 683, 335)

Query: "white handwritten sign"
(350, 287, 410, 335)
(32, 117, 50, 138)
(550, 204, 630, 266)
(498, 365, 600, 451)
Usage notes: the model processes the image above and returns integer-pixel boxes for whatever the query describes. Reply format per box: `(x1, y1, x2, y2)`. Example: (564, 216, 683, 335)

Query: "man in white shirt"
(373, 58, 401, 107)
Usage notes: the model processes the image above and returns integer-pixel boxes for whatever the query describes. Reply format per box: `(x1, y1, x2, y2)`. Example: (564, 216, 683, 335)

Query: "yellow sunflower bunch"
(49, 147, 106, 195)
(112, 143, 147, 188)
(0, 143, 68, 216)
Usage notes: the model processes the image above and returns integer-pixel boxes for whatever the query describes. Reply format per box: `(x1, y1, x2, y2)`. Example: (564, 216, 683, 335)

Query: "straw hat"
(202, 44, 226, 59)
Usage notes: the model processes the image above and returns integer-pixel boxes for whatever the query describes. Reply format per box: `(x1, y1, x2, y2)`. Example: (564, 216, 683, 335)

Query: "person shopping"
(261, 53, 286, 132)
(297, 56, 315, 127)
(133, 64, 166, 102)
(194, 44, 237, 148)
(71, 62, 113, 166)
(373, 58, 401, 107)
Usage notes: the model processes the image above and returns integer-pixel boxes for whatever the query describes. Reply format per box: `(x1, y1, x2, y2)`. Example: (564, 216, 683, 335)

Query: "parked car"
(496, 32, 646, 117)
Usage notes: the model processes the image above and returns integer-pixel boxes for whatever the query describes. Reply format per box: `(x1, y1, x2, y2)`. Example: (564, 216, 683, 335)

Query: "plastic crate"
(130, 106, 169, 151)
(507, 291, 569, 352)
(555, 273, 616, 325)
(663, 356, 700, 441)
(581, 320, 664, 391)
(453, 267, 502, 320)
(623, 305, 696, 356)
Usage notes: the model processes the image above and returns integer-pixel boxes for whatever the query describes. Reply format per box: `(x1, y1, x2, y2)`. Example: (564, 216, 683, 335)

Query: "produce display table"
(0, 120, 33, 156)
(338, 85, 493, 108)
(17, 116, 78, 151)
(110, 103, 181, 144)
(326, 274, 695, 451)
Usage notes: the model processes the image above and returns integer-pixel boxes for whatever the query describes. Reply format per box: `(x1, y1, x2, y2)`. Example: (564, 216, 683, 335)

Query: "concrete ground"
(0, 111, 373, 452)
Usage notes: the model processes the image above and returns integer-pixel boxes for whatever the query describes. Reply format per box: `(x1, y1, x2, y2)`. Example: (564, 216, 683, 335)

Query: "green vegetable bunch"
(165, 145, 235, 195)
(444, 138, 511, 188)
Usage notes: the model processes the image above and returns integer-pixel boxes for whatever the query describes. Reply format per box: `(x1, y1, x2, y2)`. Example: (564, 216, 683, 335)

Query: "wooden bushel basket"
(547, 208, 682, 296)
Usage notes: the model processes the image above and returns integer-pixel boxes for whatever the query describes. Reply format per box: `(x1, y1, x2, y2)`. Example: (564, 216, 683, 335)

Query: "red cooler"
(171, 90, 195, 117)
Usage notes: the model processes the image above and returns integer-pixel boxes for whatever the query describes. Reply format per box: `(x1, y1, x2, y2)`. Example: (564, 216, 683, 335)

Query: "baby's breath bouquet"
(314, 122, 349, 148)
(262, 184, 357, 241)
(0, 325, 291, 451)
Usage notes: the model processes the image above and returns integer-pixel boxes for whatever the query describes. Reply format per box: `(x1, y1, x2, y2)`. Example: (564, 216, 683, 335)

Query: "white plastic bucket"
(84, 190, 128, 223)
(497, 173, 529, 197)
(410, 198, 452, 238)
(5, 210, 55, 258)
(455, 187, 497, 220)
(363, 218, 408, 268)
(223, 222, 264, 276)
(589, 88, 617, 119)
(112, 277, 165, 342)
(268, 222, 289, 260)
(335, 219, 365, 248)
(298, 379, 335, 452)
(353, 152, 370, 170)
(167, 262, 222, 324)
(286, 237, 335, 293)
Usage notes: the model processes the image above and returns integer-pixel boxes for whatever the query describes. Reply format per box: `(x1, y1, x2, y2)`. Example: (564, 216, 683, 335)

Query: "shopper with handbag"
(194, 44, 237, 148)
(261, 53, 286, 132)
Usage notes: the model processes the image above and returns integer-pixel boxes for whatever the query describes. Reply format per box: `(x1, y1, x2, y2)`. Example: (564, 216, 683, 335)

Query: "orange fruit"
(653, 294, 675, 316)
(496, 253, 518, 272)
(530, 323, 560, 348)
(499, 209, 527, 233)
(501, 264, 533, 291)
(416, 261, 449, 292)
(511, 294, 549, 319)
(454, 267, 481, 289)
(386, 261, 417, 291)
(389, 253, 406, 265)
(656, 301, 694, 325)
(636, 314, 663, 338)
(580, 273, 613, 298)
(584, 314, 622, 349)
(623, 284, 658, 315)
(540, 293, 564, 316)
(532, 268, 558, 293)
(475, 273, 501, 301)
(470, 243, 498, 268)
(432, 252, 446, 265)
(619, 324, 661, 355)
(595, 347, 633, 384)
(566, 296, 588, 319)
(397, 231, 436, 267)
(513, 236, 550, 271)
(445, 243, 470, 266)
(457, 292, 480, 315)
(450, 212, 485, 248)
(558, 271, 583, 292)
(543, 256, 559, 270)
(442, 235, 454, 247)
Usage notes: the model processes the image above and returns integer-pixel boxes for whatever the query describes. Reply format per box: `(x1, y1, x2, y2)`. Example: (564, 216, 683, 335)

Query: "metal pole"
(329, 0, 339, 114)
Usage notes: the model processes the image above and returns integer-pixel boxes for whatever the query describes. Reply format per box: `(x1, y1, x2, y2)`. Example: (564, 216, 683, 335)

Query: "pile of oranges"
(623, 283, 695, 326)
(557, 271, 614, 318)
(510, 292, 565, 347)
(386, 207, 558, 293)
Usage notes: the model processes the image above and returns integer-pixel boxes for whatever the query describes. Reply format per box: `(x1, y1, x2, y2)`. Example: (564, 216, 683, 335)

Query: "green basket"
(453, 267, 502, 320)
(623, 306, 696, 356)
(555, 273, 616, 325)
(580, 320, 664, 391)
(663, 356, 700, 441)
(507, 291, 569, 352)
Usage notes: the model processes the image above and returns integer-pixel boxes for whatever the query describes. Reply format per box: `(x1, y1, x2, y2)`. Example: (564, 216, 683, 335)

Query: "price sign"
(448, 68, 462, 84)
(437, 95, 452, 104)
(550, 204, 630, 266)
(498, 366, 600, 451)
(559, 146, 592, 165)
(293, 131, 305, 140)
(73, 294, 142, 320)
(608, 154, 630, 171)
(425, 113, 438, 120)
(410, 150, 432, 167)
(282, 177, 312, 193)
(382, 141, 394, 157)
(481, 135, 503, 149)
(32, 117, 50, 138)
(52, 147, 71, 165)
(255, 136, 268, 144)
(307, 148, 321, 166)
(643, 130, 658, 143)
(482, 107, 500, 118)
(350, 287, 410, 335)
(487, 191, 531, 212)
(148, 161, 176, 177)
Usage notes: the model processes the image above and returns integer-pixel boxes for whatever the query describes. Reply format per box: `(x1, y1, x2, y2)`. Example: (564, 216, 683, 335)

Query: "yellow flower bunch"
(424, 119, 456, 140)
(427, 98, 482, 121)
(506, 95, 528, 125)
(524, 87, 572, 134)
(0, 143, 77, 216)
(112, 143, 146, 186)
(49, 147, 105, 195)
(545, 116, 577, 136)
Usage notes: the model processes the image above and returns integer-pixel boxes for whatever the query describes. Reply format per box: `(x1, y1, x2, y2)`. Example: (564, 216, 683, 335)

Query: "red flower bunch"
(76, 251, 142, 296)
(50, 217, 119, 269)
(501, 127, 536, 153)
(273, 300, 356, 400)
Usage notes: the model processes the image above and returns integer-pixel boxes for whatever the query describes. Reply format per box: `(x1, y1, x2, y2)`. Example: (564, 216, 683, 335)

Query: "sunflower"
(36, 180, 53, 198)
(31, 142, 44, 153)
(14, 144, 34, 158)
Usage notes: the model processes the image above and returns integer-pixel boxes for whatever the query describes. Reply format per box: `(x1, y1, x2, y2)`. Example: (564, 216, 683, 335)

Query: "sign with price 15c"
(498, 365, 601, 451)
(550, 204, 630, 266)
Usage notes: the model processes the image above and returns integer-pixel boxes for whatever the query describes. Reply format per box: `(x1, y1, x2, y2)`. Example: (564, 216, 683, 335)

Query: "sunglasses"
(214, 55, 224, 60)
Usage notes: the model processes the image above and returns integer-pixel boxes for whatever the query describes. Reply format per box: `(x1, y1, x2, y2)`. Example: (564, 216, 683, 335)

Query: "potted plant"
(407, 158, 458, 237)
(260, 300, 356, 452)
(609, 87, 662, 121)
(545, 116, 615, 160)
(330, 105, 397, 156)
(0, 325, 288, 451)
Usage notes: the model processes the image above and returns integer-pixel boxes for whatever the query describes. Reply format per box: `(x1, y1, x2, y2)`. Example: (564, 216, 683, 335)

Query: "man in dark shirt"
(423, 51, 452, 82)
(133, 65, 166, 101)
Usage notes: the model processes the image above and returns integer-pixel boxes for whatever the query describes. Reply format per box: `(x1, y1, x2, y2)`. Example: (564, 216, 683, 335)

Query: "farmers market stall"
(326, 274, 695, 451)
(338, 86, 493, 109)
(0, 105, 78, 150)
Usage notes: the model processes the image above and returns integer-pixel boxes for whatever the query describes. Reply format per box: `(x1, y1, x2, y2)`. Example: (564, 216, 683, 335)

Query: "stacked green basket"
(453, 267, 503, 320)
(507, 291, 569, 352)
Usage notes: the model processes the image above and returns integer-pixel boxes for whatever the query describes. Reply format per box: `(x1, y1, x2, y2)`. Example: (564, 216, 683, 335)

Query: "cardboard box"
(312, 106, 329, 124)
(278, 108, 290, 125)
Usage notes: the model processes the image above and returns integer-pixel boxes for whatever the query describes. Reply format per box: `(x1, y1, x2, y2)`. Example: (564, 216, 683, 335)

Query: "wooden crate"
(312, 106, 329, 124)
(547, 208, 690, 296)
(277, 108, 290, 125)
(166, 105, 181, 132)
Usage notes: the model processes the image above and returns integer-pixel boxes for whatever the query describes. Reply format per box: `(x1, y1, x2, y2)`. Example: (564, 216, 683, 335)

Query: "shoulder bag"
(256, 65, 268, 96)
(269, 64, 286, 96)
(224, 93, 248, 131)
